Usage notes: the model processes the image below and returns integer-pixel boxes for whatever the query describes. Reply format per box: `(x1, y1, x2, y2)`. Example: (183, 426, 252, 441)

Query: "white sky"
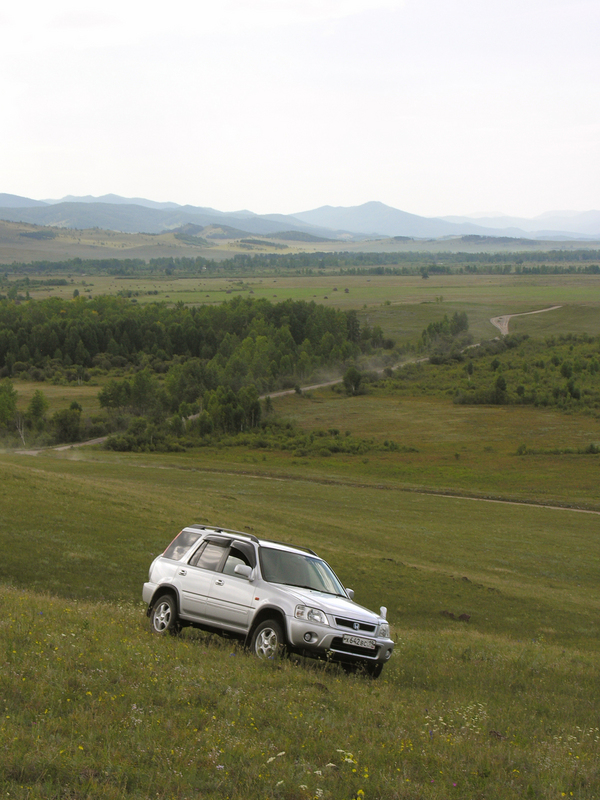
(1, 0, 598, 218)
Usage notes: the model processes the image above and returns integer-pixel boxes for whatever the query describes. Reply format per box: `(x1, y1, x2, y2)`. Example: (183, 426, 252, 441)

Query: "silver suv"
(143, 524, 394, 677)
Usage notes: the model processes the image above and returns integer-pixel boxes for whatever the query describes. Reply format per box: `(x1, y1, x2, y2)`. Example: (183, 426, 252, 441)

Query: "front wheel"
(150, 594, 179, 635)
(251, 619, 284, 659)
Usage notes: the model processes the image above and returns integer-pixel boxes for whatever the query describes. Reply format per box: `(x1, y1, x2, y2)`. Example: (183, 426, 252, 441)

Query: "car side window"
(188, 542, 227, 571)
(222, 546, 252, 577)
(163, 531, 201, 561)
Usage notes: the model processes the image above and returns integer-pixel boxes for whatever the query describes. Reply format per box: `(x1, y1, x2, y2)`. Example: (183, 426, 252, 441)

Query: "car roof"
(185, 524, 318, 557)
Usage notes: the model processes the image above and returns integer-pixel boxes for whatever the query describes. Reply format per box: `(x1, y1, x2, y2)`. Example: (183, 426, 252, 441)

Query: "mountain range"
(0, 194, 599, 241)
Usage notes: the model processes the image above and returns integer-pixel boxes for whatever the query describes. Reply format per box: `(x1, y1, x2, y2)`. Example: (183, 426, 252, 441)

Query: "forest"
(0, 293, 391, 450)
(0, 294, 368, 386)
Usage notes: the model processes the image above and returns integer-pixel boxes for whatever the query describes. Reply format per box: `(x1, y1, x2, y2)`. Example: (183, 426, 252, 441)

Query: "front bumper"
(287, 617, 394, 664)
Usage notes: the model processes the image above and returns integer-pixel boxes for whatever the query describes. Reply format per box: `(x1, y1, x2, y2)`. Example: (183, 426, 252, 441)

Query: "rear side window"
(189, 542, 228, 571)
(163, 531, 201, 561)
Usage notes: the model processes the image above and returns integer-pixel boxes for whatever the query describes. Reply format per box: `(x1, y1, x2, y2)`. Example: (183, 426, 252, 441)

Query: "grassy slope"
(2, 584, 599, 800)
(1, 451, 600, 799)
(1, 449, 599, 649)
(2, 271, 600, 797)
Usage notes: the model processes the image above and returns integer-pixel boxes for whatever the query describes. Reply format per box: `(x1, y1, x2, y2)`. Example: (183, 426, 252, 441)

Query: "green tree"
(27, 389, 49, 421)
(343, 366, 362, 396)
(52, 406, 81, 443)
(0, 380, 18, 427)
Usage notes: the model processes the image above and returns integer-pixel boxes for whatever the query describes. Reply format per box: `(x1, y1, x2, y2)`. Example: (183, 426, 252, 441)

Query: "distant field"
(14, 273, 600, 346)
(12, 379, 103, 415)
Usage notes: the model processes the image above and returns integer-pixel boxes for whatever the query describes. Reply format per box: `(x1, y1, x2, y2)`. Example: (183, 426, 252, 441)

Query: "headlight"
(378, 622, 390, 638)
(295, 605, 329, 626)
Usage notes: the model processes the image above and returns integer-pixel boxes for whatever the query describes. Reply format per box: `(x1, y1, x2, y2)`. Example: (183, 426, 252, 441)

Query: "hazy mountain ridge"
(441, 210, 600, 237)
(1, 194, 599, 240)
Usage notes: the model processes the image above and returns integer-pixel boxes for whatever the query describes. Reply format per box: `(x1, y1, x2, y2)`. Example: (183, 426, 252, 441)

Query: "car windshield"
(259, 548, 346, 596)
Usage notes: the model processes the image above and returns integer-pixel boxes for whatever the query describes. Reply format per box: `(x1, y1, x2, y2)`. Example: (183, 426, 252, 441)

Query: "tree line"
(3, 248, 600, 280)
(0, 295, 373, 392)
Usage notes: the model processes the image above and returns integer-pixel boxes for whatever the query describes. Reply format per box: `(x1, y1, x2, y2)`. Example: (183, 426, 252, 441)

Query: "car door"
(177, 539, 229, 620)
(204, 542, 257, 632)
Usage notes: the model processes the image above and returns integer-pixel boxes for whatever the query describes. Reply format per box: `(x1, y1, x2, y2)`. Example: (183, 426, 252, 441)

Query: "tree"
(52, 405, 81, 443)
(0, 380, 17, 427)
(343, 366, 362, 396)
(27, 389, 49, 421)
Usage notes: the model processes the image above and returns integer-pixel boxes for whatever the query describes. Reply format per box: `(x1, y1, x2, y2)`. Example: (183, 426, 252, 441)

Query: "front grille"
(334, 617, 377, 633)
(330, 637, 380, 658)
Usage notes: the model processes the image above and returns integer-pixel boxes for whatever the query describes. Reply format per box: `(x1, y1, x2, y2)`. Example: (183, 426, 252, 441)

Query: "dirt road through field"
(490, 305, 562, 336)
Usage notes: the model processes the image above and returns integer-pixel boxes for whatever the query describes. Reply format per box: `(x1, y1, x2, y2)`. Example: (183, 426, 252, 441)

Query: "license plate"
(343, 634, 376, 650)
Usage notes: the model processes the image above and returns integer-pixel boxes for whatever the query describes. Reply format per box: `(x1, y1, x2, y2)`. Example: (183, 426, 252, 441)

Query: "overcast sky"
(1, 0, 598, 218)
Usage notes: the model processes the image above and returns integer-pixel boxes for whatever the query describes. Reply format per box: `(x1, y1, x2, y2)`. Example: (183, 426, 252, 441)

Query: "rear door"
(204, 542, 257, 632)
(177, 539, 229, 619)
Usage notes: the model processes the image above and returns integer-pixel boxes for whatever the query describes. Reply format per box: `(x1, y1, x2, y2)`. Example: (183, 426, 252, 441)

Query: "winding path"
(490, 305, 562, 336)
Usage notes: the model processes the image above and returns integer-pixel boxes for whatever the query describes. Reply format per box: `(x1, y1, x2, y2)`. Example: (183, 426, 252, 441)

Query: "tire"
(150, 594, 179, 635)
(251, 619, 284, 659)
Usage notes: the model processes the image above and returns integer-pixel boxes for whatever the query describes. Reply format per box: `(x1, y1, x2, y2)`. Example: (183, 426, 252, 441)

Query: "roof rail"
(189, 524, 259, 544)
(188, 524, 316, 554)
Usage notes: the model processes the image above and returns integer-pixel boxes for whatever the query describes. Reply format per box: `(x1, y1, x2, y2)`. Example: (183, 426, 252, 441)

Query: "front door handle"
(215, 579, 224, 586)
(178, 569, 187, 576)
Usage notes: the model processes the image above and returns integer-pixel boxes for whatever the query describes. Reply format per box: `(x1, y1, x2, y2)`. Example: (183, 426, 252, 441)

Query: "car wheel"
(151, 594, 179, 635)
(251, 619, 284, 659)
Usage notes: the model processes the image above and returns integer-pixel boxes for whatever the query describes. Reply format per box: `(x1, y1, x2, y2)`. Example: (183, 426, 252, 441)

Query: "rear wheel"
(151, 594, 179, 635)
(251, 619, 284, 659)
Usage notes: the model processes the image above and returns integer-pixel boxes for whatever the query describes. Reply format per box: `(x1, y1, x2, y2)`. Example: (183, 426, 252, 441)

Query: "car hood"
(276, 585, 381, 622)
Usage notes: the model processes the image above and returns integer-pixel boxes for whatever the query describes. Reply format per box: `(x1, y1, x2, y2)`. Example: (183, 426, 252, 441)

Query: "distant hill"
(44, 193, 181, 210)
(290, 201, 535, 239)
(0, 199, 339, 239)
(0, 193, 48, 208)
(1, 193, 599, 241)
(441, 210, 600, 238)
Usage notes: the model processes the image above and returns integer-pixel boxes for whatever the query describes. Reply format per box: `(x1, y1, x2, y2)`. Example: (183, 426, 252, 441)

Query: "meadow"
(1, 445, 599, 799)
(2, 266, 600, 798)
(12, 272, 600, 348)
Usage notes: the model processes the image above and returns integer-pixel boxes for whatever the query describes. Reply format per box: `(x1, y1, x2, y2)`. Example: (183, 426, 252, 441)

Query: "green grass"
(19, 274, 600, 345)
(1, 449, 599, 647)
(13, 380, 103, 415)
(267, 390, 600, 508)
(2, 403, 600, 797)
(2, 578, 599, 798)
(3, 269, 600, 797)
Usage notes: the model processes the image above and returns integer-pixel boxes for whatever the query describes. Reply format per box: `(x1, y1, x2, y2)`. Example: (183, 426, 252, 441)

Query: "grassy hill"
(2, 443, 600, 797)
(2, 260, 600, 798)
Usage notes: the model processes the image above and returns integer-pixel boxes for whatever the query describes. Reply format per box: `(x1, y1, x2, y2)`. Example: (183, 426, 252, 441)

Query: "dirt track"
(490, 305, 562, 336)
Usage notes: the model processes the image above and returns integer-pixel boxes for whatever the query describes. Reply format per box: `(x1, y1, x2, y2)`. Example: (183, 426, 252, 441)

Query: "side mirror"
(234, 564, 253, 579)
(346, 588, 355, 600)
